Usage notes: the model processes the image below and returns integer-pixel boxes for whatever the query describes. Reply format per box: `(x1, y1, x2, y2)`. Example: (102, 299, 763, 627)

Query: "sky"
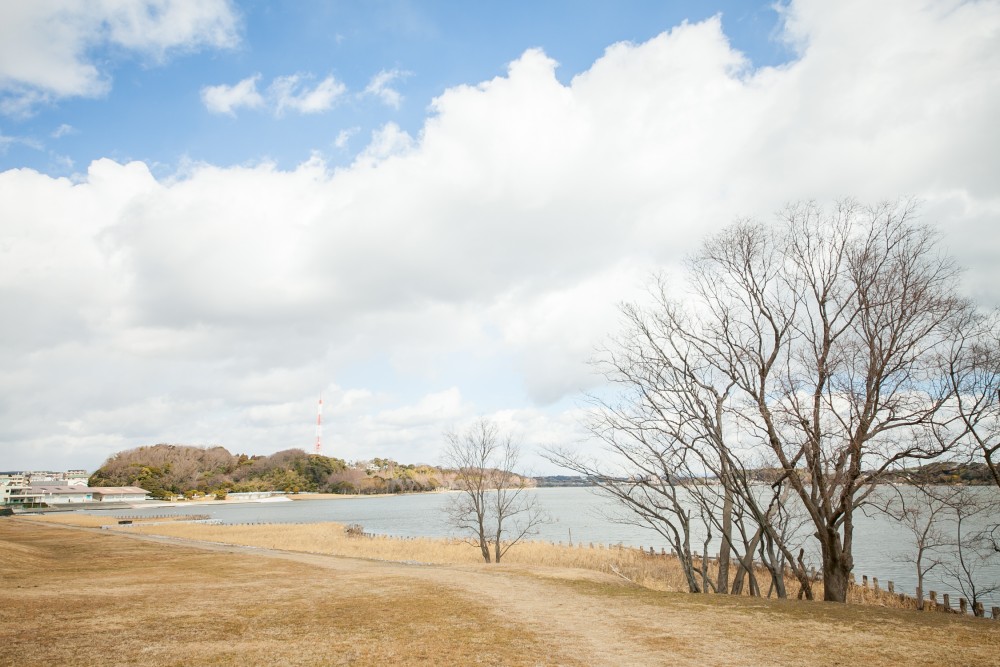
(1, 0, 998, 475)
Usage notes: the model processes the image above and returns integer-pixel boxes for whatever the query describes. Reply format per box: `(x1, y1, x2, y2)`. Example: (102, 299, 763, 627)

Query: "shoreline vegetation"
(3, 516, 998, 666)
(20, 511, 988, 611)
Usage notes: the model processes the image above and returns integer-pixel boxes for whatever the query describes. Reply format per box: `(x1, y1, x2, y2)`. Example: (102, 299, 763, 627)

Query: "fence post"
(873, 577, 880, 594)
(862, 575, 869, 588)
(974, 601, 984, 618)
(929, 591, 937, 609)
(991, 607, 999, 620)
(887, 581, 894, 595)
(942, 593, 950, 611)
(960, 598, 968, 615)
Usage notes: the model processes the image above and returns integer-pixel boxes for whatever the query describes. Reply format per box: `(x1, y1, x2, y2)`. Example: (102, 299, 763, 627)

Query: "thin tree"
(443, 419, 547, 563)
(870, 481, 953, 609)
(933, 485, 1000, 615)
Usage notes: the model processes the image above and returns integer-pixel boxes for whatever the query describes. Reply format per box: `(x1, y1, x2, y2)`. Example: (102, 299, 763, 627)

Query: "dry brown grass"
(5, 517, 1000, 666)
(1, 518, 573, 666)
(34, 514, 696, 590)
(21, 514, 951, 608)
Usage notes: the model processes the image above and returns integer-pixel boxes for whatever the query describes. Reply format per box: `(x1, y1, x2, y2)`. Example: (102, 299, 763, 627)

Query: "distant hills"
(90, 445, 989, 501)
(534, 463, 998, 489)
(884, 461, 996, 486)
(89, 444, 452, 499)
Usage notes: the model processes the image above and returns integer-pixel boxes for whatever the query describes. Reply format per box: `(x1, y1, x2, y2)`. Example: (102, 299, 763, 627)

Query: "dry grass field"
(35, 513, 918, 606)
(4, 516, 999, 666)
(1, 518, 563, 666)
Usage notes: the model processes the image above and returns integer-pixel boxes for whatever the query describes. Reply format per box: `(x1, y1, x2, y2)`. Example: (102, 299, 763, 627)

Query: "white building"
(1, 484, 150, 506)
(23, 485, 95, 504)
(1, 474, 30, 506)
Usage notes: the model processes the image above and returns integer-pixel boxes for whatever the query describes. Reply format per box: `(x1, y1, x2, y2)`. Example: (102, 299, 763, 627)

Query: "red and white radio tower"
(314, 396, 323, 455)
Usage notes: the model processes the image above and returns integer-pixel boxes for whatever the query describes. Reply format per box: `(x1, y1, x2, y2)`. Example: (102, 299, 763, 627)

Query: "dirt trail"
(114, 528, 680, 665)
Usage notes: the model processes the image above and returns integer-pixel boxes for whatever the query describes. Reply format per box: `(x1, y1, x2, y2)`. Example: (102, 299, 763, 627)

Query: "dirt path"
(108, 528, 671, 664)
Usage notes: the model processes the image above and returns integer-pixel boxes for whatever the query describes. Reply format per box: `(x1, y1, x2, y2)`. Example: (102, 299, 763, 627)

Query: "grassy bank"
(4, 517, 999, 666)
(23, 513, 961, 608)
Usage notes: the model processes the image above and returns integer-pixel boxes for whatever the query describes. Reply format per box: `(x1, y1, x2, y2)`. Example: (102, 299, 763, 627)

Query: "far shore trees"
(89, 444, 449, 497)
(443, 419, 547, 563)
(551, 199, 991, 603)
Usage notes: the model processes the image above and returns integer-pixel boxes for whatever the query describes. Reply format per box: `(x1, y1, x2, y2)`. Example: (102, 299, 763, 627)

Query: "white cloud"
(201, 74, 264, 115)
(0, 89, 52, 118)
(1, 0, 998, 472)
(356, 122, 415, 163)
(51, 123, 76, 139)
(0, 130, 42, 153)
(363, 68, 410, 109)
(270, 74, 347, 116)
(97, 0, 241, 56)
(334, 127, 360, 150)
(207, 73, 348, 117)
(0, 0, 239, 115)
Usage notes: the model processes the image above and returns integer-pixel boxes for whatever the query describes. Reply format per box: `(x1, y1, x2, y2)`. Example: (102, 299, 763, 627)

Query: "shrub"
(344, 523, 367, 537)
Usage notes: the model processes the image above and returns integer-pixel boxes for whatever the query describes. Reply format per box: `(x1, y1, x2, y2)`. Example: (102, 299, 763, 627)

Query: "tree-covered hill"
(88, 444, 450, 499)
(885, 461, 996, 486)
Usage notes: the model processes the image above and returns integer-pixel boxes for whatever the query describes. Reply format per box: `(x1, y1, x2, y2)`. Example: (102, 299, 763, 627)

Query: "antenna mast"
(315, 396, 323, 455)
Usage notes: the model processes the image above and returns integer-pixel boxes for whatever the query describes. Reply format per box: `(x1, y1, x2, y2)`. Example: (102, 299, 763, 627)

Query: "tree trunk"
(915, 551, 925, 610)
(821, 556, 850, 602)
(681, 552, 702, 593)
(816, 509, 854, 602)
(731, 527, 763, 596)
(795, 548, 814, 600)
(477, 513, 491, 563)
(760, 535, 787, 598)
(717, 480, 733, 594)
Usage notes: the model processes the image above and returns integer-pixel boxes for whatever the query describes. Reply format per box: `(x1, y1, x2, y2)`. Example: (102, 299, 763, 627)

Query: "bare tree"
(555, 200, 975, 602)
(870, 482, 955, 609)
(934, 486, 1000, 614)
(946, 312, 1000, 488)
(546, 293, 814, 598)
(443, 419, 547, 563)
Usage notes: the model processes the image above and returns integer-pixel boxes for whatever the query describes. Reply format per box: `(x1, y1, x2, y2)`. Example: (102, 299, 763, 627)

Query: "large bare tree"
(443, 419, 547, 563)
(548, 281, 817, 598)
(558, 199, 975, 602)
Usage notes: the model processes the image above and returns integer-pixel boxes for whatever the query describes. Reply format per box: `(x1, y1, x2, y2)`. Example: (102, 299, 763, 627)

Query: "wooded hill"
(884, 461, 997, 486)
(89, 444, 452, 499)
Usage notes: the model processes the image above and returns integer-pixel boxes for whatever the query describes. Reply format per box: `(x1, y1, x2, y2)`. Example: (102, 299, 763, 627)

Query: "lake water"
(90, 486, 1000, 609)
